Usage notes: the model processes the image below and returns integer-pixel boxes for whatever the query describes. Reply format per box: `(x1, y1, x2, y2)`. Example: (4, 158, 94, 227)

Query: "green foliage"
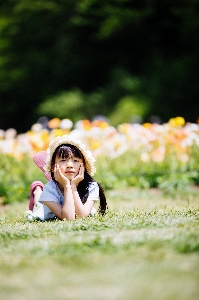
(37, 89, 86, 122)
(0, 0, 199, 131)
(109, 95, 150, 126)
(1, 142, 199, 205)
(95, 149, 199, 197)
(157, 171, 198, 197)
(0, 154, 47, 204)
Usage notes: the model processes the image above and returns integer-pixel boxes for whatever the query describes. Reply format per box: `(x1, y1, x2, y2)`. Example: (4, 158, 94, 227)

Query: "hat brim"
(43, 135, 96, 177)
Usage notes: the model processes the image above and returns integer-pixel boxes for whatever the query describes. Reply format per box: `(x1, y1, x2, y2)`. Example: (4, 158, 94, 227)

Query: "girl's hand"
(71, 163, 85, 186)
(54, 163, 70, 186)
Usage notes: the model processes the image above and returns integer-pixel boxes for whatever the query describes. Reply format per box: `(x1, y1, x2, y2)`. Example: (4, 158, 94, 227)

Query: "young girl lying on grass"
(25, 135, 107, 221)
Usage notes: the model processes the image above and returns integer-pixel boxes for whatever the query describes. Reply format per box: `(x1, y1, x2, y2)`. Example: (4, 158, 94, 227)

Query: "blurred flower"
(26, 130, 49, 152)
(60, 119, 73, 129)
(140, 152, 150, 162)
(5, 128, 17, 139)
(75, 120, 92, 130)
(31, 123, 43, 132)
(48, 118, 61, 129)
(51, 129, 68, 138)
(91, 120, 109, 129)
(0, 129, 5, 139)
(151, 147, 165, 162)
(169, 117, 185, 127)
(0, 116, 199, 168)
(117, 123, 129, 134)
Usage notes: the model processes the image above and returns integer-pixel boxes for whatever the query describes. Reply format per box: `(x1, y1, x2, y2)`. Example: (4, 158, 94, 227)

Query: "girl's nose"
(66, 159, 73, 167)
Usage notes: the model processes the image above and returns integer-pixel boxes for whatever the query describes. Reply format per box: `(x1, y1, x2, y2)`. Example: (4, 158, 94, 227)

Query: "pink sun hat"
(33, 151, 52, 181)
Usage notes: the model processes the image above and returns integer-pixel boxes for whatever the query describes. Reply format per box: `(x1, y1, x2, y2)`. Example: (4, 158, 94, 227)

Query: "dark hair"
(51, 144, 107, 215)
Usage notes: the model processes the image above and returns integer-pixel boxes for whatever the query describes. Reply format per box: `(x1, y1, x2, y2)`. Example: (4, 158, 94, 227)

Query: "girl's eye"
(73, 158, 80, 163)
(59, 159, 66, 163)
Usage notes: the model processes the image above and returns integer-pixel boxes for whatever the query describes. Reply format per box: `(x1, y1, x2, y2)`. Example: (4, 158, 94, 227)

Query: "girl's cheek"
(54, 164, 58, 172)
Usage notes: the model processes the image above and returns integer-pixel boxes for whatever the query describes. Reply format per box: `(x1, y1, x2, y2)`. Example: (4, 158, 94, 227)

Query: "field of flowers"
(0, 116, 199, 204)
(1, 117, 199, 300)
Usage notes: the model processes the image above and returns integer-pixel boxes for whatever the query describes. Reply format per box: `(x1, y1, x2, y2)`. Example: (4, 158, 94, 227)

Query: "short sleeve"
(87, 182, 99, 201)
(39, 180, 64, 205)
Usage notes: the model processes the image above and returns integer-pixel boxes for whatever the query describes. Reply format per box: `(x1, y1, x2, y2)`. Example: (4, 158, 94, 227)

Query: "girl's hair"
(50, 144, 107, 215)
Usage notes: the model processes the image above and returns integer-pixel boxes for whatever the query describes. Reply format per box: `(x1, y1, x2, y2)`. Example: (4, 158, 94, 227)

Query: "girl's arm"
(45, 184, 94, 219)
(43, 163, 95, 219)
(44, 182, 76, 220)
(43, 164, 76, 220)
(72, 184, 94, 217)
(71, 163, 95, 217)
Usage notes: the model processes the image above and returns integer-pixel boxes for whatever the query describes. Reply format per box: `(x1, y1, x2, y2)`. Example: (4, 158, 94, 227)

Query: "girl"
(25, 135, 107, 221)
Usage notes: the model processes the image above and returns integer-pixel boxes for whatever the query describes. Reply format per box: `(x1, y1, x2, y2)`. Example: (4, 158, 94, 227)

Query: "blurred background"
(0, 0, 199, 133)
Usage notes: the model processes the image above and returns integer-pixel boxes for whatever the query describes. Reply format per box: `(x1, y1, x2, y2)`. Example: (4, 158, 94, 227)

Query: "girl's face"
(51, 144, 85, 180)
(54, 155, 83, 180)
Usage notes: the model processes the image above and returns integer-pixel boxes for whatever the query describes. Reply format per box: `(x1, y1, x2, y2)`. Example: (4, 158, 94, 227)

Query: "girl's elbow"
(59, 213, 76, 221)
(66, 216, 76, 221)
(76, 211, 90, 218)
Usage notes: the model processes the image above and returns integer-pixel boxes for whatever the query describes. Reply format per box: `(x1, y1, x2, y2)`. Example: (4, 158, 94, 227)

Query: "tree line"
(0, 0, 199, 132)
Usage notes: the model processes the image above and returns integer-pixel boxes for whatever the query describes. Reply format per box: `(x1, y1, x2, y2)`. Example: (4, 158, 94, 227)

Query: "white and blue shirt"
(33, 180, 99, 220)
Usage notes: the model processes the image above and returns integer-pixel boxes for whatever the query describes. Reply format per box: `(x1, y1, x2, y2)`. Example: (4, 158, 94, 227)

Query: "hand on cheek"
(72, 163, 84, 186)
(53, 163, 59, 179)
(54, 164, 64, 181)
(79, 163, 85, 176)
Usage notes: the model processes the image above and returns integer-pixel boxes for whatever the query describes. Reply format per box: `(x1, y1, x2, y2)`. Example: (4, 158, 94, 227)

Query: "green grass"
(0, 188, 199, 300)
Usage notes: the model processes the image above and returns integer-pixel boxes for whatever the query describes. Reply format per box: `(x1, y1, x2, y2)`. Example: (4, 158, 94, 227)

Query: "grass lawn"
(0, 188, 199, 300)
